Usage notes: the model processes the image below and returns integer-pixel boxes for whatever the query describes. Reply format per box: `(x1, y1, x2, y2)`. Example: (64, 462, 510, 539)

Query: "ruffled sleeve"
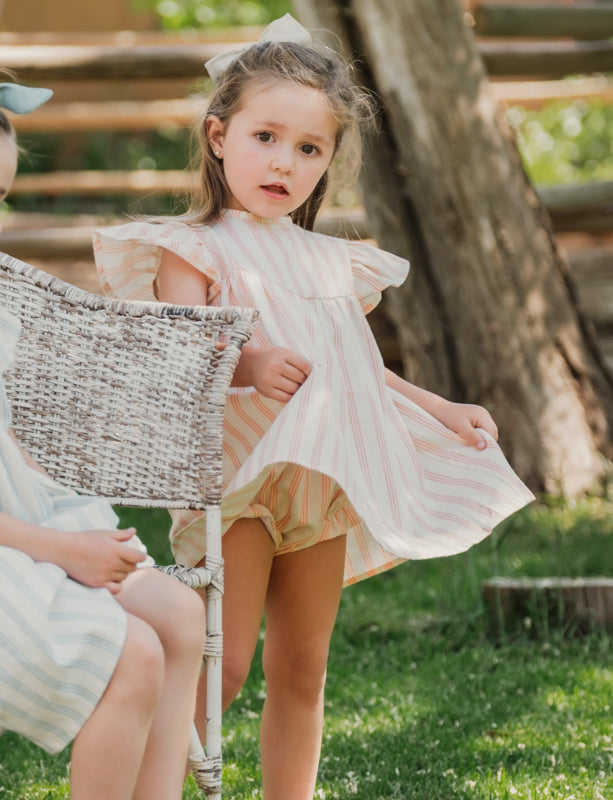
(347, 240, 410, 314)
(93, 220, 222, 303)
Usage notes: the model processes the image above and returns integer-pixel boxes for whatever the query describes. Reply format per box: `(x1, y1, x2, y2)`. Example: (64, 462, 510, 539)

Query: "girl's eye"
(301, 143, 319, 156)
(256, 132, 273, 143)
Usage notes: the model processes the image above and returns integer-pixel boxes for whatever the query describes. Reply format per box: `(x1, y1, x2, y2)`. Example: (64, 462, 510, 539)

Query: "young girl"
(94, 15, 535, 799)
(0, 82, 205, 800)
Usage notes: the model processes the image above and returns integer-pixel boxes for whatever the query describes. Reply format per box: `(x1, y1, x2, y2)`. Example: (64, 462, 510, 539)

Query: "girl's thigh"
(222, 517, 276, 666)
(263, 535, 346, 663)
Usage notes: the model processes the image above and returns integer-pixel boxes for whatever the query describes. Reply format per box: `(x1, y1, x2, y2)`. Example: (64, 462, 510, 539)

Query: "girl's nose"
(271, 149, 294, 175)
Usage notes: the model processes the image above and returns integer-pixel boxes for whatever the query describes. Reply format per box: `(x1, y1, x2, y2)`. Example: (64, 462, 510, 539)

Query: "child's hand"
(59, 528, 146, 595)
(384, 369, 498, 450)
(234, 346, 312, 402)
(435, 400, 498, 450)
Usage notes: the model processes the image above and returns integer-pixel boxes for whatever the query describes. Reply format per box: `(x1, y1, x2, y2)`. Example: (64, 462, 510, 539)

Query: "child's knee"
(264, 642, 328, 702)
(154, 576, 206, 658)
(222, 650, 253, 702)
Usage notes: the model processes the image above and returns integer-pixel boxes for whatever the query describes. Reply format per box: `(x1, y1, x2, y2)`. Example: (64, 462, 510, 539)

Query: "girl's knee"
(172, 583, 206, 660)
(263, 643, 329, 703)
(141, 572, 206, 659)
(222, 651, 252, 703)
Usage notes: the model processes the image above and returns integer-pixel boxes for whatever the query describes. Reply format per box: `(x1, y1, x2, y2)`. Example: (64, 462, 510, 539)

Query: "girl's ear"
(206, 115, 225, 159)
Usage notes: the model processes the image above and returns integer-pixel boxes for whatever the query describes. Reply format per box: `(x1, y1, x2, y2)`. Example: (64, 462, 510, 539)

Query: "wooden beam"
(10, 169, 198, 195)
(0, 28, 263, 47)
(491, 76, 613, 108)
(0, 225, 97, 259)
(480, 39, 613, 78)
(537, 181, 613, 232)
(9, 98, 206, 133)
(474, 3, 613, 40)
(0, 42, 225, 81)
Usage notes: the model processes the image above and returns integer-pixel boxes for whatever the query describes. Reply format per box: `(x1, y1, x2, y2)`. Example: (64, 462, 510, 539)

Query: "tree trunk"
(292, 0, 613, 494)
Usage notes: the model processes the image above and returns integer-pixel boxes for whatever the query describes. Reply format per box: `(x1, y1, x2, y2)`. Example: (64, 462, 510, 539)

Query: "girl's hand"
(384, 369, 498, 450)
(58, 528, 146, 595)
(234, 346, 312, 402)
(433, 400, 498, 450)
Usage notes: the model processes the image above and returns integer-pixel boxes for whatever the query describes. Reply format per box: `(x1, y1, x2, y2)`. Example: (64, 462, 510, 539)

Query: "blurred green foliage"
(135, 0, 291, 29)
(508, 96, 613, 185)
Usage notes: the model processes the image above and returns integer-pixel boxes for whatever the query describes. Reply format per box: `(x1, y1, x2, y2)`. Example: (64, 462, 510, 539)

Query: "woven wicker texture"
(0, 251, 258, 798)
(0, 253, 257, 509)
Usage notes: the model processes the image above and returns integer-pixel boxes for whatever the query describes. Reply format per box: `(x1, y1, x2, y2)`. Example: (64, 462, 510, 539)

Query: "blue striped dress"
(0, 309, 130, 754)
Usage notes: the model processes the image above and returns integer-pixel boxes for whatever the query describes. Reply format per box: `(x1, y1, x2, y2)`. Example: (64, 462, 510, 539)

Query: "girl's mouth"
(261, 183, 289, 198)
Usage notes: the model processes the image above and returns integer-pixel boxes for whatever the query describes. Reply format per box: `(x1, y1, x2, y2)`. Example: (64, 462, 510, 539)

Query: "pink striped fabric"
(93, 211, 534, 586)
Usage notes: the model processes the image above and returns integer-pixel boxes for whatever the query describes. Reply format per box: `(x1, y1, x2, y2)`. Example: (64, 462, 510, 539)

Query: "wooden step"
(10, 98, 205, 133)
(473, 2, 613, 40)
(10, 169, 198, 196)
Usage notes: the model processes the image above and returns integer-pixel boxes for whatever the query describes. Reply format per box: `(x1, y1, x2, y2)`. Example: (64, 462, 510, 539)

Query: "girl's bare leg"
(194, 517, 275, 741)
(261, 535, 346, 800)
(117, 569, 206, 800)
(70, 614, 165, 800)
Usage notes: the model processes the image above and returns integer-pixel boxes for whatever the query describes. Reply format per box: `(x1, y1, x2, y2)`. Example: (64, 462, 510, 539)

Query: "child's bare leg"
(194, 517, 275, 741)
(116, 568, 206, 800)
(70, 615, 165, 800)
(261, 535, 346, 800)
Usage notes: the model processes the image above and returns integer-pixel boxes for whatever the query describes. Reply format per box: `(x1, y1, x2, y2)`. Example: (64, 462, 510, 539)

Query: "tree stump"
(482, 576, 613, 635)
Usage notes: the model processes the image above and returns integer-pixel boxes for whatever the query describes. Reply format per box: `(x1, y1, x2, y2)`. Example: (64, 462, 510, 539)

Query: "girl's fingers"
(284, 353, 312, 378)
(119, 547, 147, 566)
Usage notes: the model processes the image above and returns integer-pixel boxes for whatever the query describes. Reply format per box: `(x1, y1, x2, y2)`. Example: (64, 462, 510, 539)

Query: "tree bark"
(292, 0, 613, 494)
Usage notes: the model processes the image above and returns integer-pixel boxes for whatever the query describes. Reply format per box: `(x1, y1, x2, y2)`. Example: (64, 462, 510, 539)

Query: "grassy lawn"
(2, 497, 613, 799)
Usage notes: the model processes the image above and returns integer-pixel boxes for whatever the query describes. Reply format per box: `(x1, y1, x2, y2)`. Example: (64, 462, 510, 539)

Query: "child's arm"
(385, 369, 498, 450)
(157, 249, 312, 402)
(0, 513, 145, 595)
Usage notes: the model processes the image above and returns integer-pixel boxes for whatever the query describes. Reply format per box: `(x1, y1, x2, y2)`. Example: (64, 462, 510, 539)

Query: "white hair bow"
(0, 84, 53, 114)
(205, 13, 312, 83)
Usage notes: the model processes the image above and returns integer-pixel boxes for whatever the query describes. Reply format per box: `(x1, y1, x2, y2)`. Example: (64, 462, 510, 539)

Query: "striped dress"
(0, 309, 128, 754)
(94, 210, 534, 585)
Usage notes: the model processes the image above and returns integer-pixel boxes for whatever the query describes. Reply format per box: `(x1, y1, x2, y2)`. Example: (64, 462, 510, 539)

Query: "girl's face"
(207, 80, 338, 218)
(0, 133, 17, 206)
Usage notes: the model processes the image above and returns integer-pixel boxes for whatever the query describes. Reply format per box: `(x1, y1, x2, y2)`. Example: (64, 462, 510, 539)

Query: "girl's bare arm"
(157, 248, 311, 401)
(385, 368, 498, 449)
(0, 512, 145, 594)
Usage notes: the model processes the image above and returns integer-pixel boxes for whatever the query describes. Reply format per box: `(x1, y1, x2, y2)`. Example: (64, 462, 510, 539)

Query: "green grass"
(2, 496, 613, 798)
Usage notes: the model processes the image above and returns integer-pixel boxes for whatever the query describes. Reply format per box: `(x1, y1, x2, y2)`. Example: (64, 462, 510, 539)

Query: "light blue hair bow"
(205, 13, 312, 83)
(0, 83, 53, 114)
